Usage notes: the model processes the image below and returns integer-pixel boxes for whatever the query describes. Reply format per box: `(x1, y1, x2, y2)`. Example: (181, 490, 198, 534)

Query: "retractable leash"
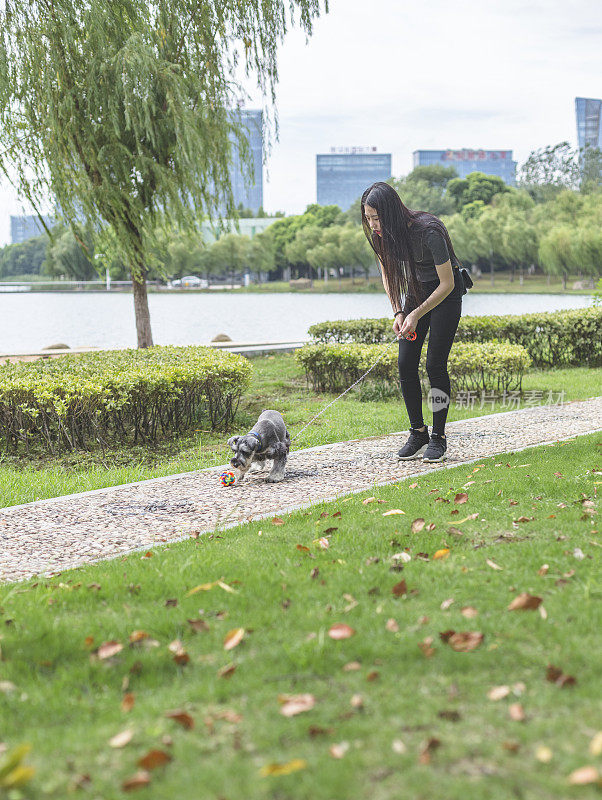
(219, 331, 417, 485)
(290, 330, 417, 443)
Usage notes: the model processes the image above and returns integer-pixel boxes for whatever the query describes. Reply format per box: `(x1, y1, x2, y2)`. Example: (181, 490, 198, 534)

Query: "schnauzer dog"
(227, 409, 290, 483)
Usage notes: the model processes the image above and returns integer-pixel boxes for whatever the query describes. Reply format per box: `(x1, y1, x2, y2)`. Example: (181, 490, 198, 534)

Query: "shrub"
(0, 346, 252, 454)
(308, 306, 602, 367)
(295, 340, 531, 396)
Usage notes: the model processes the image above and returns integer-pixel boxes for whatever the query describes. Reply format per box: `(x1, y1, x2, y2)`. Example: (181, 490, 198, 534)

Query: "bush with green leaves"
(295, 340, 531, 396)
(0, 346, 252, 454)
(308, 306, 602, 367)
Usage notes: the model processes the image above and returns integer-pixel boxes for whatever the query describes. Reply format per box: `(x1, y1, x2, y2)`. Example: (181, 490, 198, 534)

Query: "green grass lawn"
(0, 433, 600, 798)
(1, 354, 601, 508)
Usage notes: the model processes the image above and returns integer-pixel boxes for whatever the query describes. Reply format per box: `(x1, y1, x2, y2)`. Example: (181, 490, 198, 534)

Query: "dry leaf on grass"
(137, 750, 172, 770)
(121, 693, 135, 713)
(109, 729, 133, 748)
(328, 623, 355, 640)
(223, 628, 245, 651)
(97, 641, 123, 660)
(279, 693, 316, 717)
(122, 770, 151, 791)
(383, 509, 405, 516)
(546, 664, 576, 687)
(508, 593, 543, 611)
(329, 742, 350, 759)
(433, 549, 450, 560)
(509, 703, 526, 721)
(411, 518, 425, 533)
(589, 732, 602, 757)
(260, 759, 307, 777)
(486, 558, 503, 570)
(535, 745, 553, 763)
(487, 685, 510, 701)
(418, 737, 441, 764)
(165, 710, 194, 730)
(461, 606, 478, 618)
(446, 631, 484, 652)
(568, 766, 600, 785)
(454, 493, 468, 504)
(385, 619, 399, 633)
(392, 580, 408, 597)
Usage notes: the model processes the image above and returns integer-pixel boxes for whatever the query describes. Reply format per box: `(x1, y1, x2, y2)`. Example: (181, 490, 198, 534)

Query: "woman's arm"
(412, 260, 454, 319)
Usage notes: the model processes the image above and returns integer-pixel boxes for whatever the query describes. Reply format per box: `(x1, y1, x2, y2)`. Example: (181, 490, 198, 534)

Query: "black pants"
(398, 268, 463, 436)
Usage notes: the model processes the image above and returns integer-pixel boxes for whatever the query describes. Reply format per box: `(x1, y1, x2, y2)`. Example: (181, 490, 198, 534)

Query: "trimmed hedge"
(295, 340, 532, 395)
(307, 306, 602, 367)
(0, 346, 252, 454)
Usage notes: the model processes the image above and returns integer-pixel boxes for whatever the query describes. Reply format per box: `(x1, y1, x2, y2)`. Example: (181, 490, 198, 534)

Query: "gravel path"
(1, 397, 601, 583)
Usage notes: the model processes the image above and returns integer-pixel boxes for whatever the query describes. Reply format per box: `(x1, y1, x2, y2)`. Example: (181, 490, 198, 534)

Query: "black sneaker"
(422, 432, 447, 462)
(397, 426, 430, 460)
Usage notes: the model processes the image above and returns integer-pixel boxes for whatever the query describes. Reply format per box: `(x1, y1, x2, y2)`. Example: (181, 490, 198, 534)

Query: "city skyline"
(0, 0, 600, 245)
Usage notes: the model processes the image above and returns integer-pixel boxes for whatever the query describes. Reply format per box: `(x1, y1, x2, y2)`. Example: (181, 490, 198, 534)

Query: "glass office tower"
(575, 97, 602, 150)
(10, 214, 55, 244)
(229, 109, 263, 214)
(316, 148, 392, 210)
(413, 149, 517, 185)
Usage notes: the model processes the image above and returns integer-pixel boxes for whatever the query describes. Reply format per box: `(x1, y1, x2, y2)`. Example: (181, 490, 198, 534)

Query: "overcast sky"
(0, 0, 600, 245)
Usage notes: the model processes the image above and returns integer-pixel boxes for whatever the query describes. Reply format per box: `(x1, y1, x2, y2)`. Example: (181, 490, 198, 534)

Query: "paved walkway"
(1, 397, 601, 583)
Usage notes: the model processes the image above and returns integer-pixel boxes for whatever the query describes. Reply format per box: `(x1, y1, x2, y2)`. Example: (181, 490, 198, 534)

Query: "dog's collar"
(248, 431, 262, 448)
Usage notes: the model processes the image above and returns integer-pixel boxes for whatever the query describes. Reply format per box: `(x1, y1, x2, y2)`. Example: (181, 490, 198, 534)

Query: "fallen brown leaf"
(272, 516, 285, 525)
(568, 766, 600, 785)
(461, 606, 478, 619)
(447, 631, 484, 652)
(121, 693, 135, 713)
(392, 580, 408, 597)
(217, 663, 236, 679)
(109, 729, 134, 748)
(454, 493, 468, 504)
(97, 640, 123, 660)
(122, 770, 151, 791)
(433, 549, 450, 560)
(137, 749, 172, 770)
(411, 518, 425, 533)
(509, 703, 525, 721)
(329, 742, 350, 759)
(223, 628, 245, 651)
(418, 737, 441, 764)
(328, 623, 355, 640)
(486, 558, 503, 570)
(385, 618, 399, 633)
(279, 693, 315, 717)
(418, 637, 435, 658)
(165, 710, 194, 729)
(487, 685, 510, 701)
(508, 593, 542, 611)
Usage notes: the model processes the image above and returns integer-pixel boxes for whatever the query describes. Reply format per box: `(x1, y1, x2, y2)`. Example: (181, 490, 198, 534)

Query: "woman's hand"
(393, 313, 405, 339)
(400, 310, 419, 338)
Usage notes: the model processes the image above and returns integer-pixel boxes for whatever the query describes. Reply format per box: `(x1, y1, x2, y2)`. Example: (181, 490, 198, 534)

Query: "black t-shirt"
(407, 223, 460, 282)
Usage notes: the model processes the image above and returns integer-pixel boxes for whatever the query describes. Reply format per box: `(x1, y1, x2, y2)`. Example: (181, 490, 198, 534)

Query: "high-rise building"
(229, 109, 263, 213)
(10, 214, 55, 244)
(413, 149, 517, 185)
(316, 147, 392, 210)
(575, 97, 602, 150)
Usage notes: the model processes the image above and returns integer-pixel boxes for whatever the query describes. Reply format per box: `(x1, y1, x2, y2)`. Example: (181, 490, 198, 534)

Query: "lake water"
(0, 291, 596, 352)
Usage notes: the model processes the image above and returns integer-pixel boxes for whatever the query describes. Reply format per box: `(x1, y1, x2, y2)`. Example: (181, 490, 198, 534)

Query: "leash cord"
(291, 337, 400, 442)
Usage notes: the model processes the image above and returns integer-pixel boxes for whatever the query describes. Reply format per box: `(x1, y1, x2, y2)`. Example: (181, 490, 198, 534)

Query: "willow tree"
(0, 0, 325, 347)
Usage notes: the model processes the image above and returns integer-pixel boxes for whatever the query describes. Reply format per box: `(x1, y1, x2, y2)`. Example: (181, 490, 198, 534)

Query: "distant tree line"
(1, 140, 600, 288)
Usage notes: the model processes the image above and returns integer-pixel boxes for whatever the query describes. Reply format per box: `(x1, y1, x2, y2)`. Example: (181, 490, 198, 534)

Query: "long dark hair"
(361, 181, 460, 308)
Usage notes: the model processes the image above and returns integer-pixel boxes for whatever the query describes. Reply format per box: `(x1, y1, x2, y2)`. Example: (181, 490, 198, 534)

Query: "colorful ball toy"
(220, 470, 236, 487)
(405, 331, 417, 341)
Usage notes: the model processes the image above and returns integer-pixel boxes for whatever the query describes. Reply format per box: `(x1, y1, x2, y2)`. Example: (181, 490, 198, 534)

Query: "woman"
(361, 181, 464, 463)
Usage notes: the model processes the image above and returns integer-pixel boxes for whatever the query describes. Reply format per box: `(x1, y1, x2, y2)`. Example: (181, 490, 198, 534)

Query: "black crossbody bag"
(457, 264, 473, 295)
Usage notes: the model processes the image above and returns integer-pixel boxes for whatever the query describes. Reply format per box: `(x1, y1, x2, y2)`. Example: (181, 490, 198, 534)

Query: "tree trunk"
(490, 258, 494, 286)
(510, 265, 514, 283)
(562, 271, 567, 291)
(132, 272, 153, 348)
